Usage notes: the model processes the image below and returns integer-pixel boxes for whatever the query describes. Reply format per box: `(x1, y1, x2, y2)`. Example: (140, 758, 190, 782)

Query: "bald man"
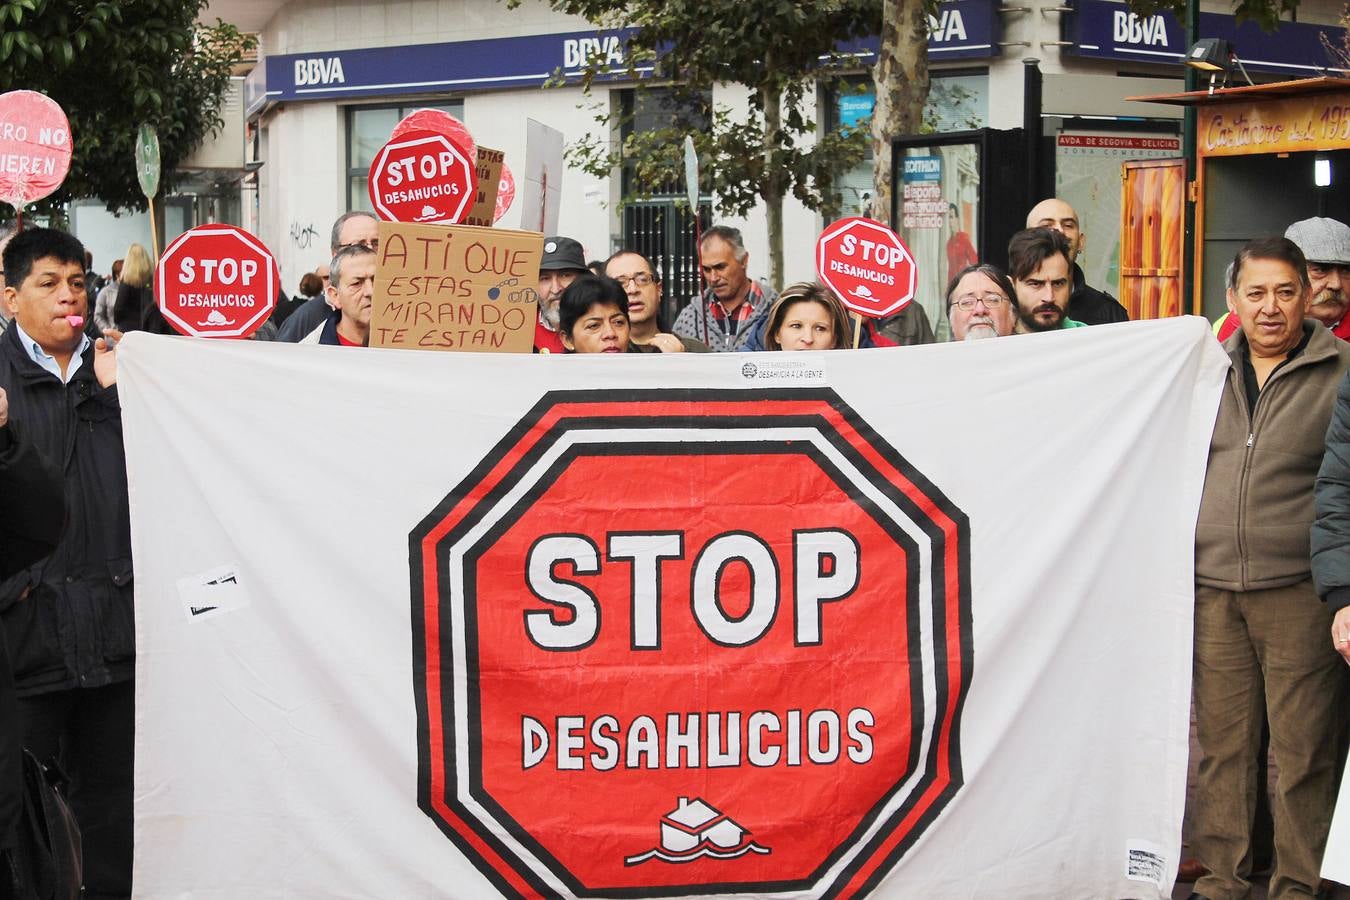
(1026, 198, 1129, 326)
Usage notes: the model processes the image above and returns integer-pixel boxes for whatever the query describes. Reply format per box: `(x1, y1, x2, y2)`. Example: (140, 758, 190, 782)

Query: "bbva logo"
(1113, 10, 1170, 47)
(294, 56, 346, 87)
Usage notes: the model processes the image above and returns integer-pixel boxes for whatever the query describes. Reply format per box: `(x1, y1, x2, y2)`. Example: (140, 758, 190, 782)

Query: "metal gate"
(621, 198, 712, 328)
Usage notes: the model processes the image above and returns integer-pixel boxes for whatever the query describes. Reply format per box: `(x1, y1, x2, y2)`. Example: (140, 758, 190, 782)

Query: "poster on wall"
(896, 144, 981, 341)
(1055, 133, 1183, 300)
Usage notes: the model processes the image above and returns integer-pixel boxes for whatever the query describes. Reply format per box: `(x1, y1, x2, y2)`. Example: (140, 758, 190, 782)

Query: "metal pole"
(1023, 58, 1043, 206)
(1182, 0, 1200, 314)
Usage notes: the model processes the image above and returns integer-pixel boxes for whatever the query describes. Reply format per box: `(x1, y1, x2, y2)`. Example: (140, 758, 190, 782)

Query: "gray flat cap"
(1286, 217, 1350, 266)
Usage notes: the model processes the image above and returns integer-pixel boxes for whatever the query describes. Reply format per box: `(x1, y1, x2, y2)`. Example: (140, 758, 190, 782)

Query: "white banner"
(118, 318, 1228, 898)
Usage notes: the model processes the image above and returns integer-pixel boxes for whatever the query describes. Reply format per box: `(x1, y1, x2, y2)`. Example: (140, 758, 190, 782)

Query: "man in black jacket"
(0, 228, 129, 899)
(1026, 198, 1130, 326)
(0, 386, 65, 899)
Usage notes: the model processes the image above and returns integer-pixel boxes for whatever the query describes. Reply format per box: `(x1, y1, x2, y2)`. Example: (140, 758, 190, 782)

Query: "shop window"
(346, 102, 464, 212)
(827, 72, 989, 218)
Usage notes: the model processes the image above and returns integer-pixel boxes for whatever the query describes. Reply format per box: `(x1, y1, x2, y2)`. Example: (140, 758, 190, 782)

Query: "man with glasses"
(604, 250, 709, 352)
(945, 264, 1018, 341)
(277, 211, 379, 343)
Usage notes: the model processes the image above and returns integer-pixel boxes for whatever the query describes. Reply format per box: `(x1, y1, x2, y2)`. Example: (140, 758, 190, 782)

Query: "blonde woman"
(112, 243, 153, 333)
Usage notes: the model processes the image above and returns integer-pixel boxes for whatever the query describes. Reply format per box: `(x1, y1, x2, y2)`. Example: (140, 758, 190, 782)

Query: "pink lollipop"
(494, 162, 516, 223)
(390, 109, 476, 162)
(65, 314, 83, 328)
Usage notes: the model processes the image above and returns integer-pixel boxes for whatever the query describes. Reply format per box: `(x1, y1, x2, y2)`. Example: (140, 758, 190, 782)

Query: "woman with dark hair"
(761, 282, 852, 351)
(558, 275, 659, 353)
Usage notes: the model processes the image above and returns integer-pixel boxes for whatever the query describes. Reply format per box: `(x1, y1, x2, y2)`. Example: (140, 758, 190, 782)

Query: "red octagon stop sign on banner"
(411, 390, 972, 898)
(155, 224, 279, 338)
(816, 217, 919, 318)
(368, 128, 476, 225)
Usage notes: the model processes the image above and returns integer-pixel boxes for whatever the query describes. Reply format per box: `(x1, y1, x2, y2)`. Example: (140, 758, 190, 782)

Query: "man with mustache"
(1006, 228, 1087, 334)
(945, 264, 1018, 342)
(1214, 218, 1350, 343)
(1025, 197, 1129, 326)
(535, 237, 590, 354)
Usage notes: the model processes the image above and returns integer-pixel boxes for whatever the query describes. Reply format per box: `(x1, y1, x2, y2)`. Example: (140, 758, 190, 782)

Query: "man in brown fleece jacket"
(1189, 237, 1350, 900)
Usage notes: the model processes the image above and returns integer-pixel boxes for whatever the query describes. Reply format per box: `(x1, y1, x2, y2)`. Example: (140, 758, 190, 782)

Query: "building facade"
(204, 0, 1345, 323)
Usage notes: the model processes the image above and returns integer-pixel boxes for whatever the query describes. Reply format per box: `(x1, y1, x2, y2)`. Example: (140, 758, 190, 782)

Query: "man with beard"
(1026, 197, 1129, 326)
(603, 250, 709, 352)
(535, 237, 590, 354)
(945, 264, 1018, 341)
(1007, 228, 1087, 334)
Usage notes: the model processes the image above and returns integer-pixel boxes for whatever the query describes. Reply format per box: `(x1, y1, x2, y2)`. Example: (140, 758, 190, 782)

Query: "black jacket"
(1069, 263, 1130, 326)
(0, 326, 134, 697)
(1314, 370, 1350, 611)
(0, 419, 64, 852)
(276, 294, 332, 343)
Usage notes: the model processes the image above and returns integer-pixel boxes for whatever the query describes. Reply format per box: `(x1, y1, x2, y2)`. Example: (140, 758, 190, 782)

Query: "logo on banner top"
(155, 224, 279, 339)
(368, 128, 477, 225)
(816, 217, 918, 319)
(410, 389, 972, 898)
(0, 90, 72, 208)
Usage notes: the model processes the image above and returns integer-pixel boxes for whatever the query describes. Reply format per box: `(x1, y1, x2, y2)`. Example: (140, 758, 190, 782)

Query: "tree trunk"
(871, 0, 931, 228)
(762, 81, 785, 290)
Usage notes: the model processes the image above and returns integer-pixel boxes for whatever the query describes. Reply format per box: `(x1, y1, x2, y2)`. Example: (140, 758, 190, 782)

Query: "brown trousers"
(1192, 581, 1346, 900)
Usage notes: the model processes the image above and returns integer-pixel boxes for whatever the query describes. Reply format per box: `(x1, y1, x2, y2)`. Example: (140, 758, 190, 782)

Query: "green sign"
(136, 124, 160, 199)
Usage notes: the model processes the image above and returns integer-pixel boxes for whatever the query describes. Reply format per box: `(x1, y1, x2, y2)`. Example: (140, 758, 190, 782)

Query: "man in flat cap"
(535, 237, 589, 354)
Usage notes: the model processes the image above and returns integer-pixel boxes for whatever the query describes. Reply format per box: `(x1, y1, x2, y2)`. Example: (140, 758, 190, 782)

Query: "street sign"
(136, 124, 161, 199)
(155, 224, 279, 339)
(683, 135, 698, 213)
(410, 390, 972, 897)
(367, 128, 476, 225)
(816, 217, 918, 318)
(0, 90, 72, 208)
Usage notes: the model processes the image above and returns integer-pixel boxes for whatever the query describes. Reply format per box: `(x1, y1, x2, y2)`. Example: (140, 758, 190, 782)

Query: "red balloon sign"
(391, 108, 477, 162)
(0, 91, 72, 208)
(815, 217, 918, 319)
(155, 224, 279, 339)
(368, 129, 477, 225)
(495, 162, 516, 223)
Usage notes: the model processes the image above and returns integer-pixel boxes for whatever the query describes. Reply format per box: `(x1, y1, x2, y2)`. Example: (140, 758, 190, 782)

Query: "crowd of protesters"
(1, 196, 1349, 900)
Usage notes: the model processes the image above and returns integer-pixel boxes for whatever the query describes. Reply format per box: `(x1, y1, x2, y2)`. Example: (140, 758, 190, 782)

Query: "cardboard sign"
(369, 220, 541, 353)
(155, 224, 279, 338)
(368, 129, 477, 225)
(519, 119, 563, 234)
(463, 147, 503, 227)
(816, 217, 918, 318)
(0, 90, 72, 207)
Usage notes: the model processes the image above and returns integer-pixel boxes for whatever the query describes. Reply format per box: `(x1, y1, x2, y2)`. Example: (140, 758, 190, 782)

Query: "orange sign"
(1199, 91, 1350, 157)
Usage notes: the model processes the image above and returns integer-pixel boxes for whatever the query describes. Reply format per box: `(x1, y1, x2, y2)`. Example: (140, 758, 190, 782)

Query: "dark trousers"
(17, 682, 133, 900)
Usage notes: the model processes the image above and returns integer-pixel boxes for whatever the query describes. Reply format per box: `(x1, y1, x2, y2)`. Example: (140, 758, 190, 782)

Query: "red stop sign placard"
(411, 390, 972, 897)
(816, 217, 918, 318)
(155, 224, 279, 339)
(0, 91, 72, 207)
(368, 128, 476, 225)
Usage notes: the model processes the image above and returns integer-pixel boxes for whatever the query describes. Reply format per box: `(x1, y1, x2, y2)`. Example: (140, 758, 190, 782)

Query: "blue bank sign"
(244, 0, 1000, 117)
(1068, 0, 1348, 75)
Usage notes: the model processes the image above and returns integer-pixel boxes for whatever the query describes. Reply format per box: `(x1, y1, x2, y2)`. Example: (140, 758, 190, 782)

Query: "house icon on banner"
(661, 797, 744, 853)
(624, 796, 770, 866)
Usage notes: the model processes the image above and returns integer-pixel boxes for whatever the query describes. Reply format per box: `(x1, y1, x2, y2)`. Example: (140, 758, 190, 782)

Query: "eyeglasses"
(613, 273, 655, 288)
(341, 239, 379, 252)
(949, 293, 1008, 310)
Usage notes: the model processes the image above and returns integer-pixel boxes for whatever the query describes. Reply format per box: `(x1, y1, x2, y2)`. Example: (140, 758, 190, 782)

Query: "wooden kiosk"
(1123, 77, 1350, 321)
